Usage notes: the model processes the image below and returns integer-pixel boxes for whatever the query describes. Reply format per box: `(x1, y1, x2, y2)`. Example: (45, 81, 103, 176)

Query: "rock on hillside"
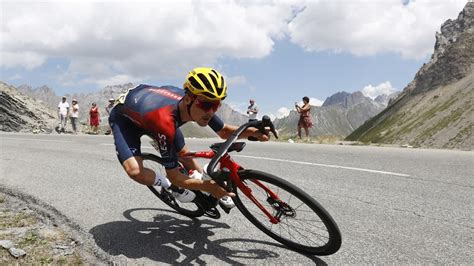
(274, 91, 385, 137)
(405, 3, 473, 95)
(0, 82, 57, 133)
(346, 2, 474, 150)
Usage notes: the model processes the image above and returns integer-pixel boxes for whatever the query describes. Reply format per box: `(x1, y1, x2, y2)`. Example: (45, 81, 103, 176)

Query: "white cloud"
(309, 97, 323, 107)
(276, 107, 291, 118)
(1, 51, 46, 69)
(361, 81, 397, 99)
(288, 0, 468, 59)
(0, 0, 468, 87)
(1, 1, 296, 82)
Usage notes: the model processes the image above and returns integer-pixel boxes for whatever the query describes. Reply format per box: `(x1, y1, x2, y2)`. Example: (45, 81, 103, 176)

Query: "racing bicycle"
(143, 116, 342, 255)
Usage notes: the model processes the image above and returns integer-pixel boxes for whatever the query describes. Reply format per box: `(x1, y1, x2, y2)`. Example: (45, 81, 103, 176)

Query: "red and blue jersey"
(110, 84, 224, 169)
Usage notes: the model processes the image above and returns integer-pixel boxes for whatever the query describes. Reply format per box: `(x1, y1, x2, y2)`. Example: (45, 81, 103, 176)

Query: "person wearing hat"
(105, 98, 115, 115)
(70, 99, 79, 134)
(57, 96, 70, 133)
(246, 99, 258, 122)
(105, 98, 115, 135)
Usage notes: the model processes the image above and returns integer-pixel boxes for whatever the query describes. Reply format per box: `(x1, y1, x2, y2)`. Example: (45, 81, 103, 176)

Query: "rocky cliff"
(346, 2, 474, 150)
(0, 82, 57, 133)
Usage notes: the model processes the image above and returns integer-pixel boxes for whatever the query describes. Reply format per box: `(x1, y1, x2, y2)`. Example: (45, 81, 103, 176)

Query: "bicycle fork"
(239, 179, 286, 224)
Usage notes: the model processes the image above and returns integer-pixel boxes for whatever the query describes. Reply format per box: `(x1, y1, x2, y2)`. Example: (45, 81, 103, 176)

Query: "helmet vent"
(215, 76, 225, 95)
(189, 76, 204, 91)
(209, 73, 219, 90)
(197, 73, 214, 93)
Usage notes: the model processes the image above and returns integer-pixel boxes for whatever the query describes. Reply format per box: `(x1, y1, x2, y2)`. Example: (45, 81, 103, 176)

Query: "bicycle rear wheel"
(233, 169, 341, 255)
(141, 153, 205, 218)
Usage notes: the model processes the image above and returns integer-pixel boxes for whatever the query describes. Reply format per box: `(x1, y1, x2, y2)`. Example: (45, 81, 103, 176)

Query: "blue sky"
(0, 0, 468, 118)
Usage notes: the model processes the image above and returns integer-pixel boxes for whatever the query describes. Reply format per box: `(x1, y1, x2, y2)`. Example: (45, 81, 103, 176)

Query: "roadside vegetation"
(0, 193, 99, 264)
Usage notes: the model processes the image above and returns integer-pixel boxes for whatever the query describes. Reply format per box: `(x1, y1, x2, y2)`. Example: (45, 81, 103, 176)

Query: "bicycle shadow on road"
(89, 207, 326, 265)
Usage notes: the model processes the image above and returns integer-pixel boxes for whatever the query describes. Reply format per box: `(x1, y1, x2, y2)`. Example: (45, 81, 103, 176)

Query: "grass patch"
(0, 193, 90, 264)
(445, 123, 473, 148)
(413, 107, 465, 145)
(0, 212, 37, 229)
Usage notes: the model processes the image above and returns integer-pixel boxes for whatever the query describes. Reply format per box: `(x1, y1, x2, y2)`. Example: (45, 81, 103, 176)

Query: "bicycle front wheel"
(142, 153, 205, 218)
(233, 169, 341, 255)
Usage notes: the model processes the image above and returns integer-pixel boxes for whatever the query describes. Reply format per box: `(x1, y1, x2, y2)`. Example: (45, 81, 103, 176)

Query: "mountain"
(273, 91, 386, 137)
(346, 2, 474, 150)
(17, 84, 59, 108)
(215, 103, 248, 126)
(0, 82, 57, 133)
(374, 92, 400, 106)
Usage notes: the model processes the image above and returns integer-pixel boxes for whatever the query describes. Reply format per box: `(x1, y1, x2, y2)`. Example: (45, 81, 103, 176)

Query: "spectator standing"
(70, 99, 79, 134)
(246, 99, 259, 122)
(89, 102, 100, 134)
(105, 98, 115, 115)
(57, 96, 69, 133)
(105, 98, 115, 135)
(295, 96, 313, 141)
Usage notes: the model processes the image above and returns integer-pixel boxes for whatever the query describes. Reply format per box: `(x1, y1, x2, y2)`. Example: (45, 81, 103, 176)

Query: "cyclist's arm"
(217, 124, 269, 141)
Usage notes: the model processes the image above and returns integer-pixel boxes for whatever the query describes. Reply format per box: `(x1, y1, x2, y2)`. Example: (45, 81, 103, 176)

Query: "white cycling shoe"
(171, 189, 196, 203)
(219, 196, 235, 209)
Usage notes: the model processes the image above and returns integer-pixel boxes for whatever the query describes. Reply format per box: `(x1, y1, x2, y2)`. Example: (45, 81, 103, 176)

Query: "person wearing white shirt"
(246, 99, 258, 122)
(70, 99, 79, 134)
(57, 96, 70, 133)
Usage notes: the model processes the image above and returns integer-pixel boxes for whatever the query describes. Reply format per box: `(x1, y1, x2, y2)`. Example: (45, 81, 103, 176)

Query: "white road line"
(234, 154, 410, 177)
(100, 143, 410, 177)
(100, 143, 155, 150)
(0, 137, 73, 143)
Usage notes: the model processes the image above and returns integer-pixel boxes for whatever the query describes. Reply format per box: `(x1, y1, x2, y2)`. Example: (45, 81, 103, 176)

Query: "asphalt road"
(0, 132, 473, 264)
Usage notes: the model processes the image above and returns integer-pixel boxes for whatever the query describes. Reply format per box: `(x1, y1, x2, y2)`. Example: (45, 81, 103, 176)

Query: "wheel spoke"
(236, 171, 341, 255)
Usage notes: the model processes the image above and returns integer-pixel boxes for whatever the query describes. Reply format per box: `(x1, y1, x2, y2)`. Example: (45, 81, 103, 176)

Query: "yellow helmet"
(184, 67, 227, 100)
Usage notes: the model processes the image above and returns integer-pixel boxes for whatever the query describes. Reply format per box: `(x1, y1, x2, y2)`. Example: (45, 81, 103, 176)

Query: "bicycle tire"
(141, 153, 205, 218)
(233, 169, 341, 255)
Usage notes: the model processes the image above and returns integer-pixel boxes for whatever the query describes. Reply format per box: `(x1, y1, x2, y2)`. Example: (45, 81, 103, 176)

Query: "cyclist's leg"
(109, 107, 157, 186)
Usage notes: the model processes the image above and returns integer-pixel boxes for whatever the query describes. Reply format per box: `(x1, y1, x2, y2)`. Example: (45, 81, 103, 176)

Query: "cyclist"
(109, 67, 269, 207)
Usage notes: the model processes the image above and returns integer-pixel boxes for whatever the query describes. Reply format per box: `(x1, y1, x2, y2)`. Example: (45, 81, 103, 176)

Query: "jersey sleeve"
(208, 114, 224, 132)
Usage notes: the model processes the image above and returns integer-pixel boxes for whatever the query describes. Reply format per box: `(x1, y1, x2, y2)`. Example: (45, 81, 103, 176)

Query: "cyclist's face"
(191, 96, 221, 126)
